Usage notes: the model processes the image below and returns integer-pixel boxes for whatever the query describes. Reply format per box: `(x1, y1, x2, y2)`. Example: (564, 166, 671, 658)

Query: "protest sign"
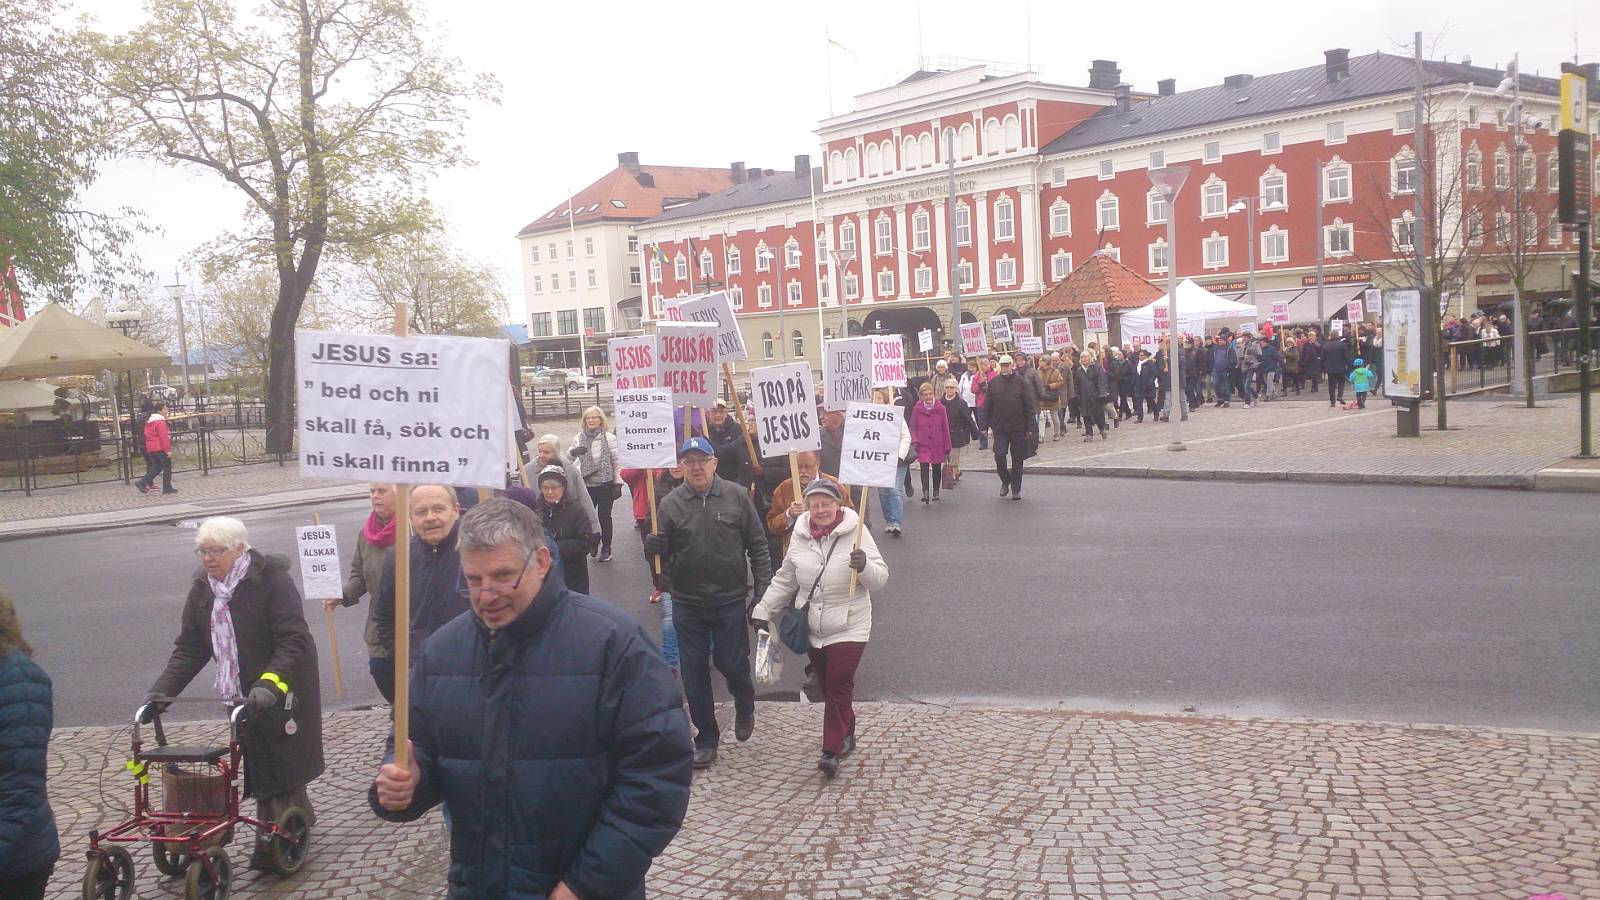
(609, 335, 657, 390)
(659, 296, 687, 322)
(1239, 322, 1257, 335)
(655, 321, 719, 408)
(615, 389, 678, 468)
(1331, 318, 1345, 335)
(823, 337, 873, 411)
(871, 335, 907, 387)
(678, 291, 747, 363)
(295, 523, 343, 600)
(1010, 319, 1035, 342)
(1270, 301, 1290, 325)
(1084, 302, 1107, 331)
(1044, 318, 1073, 351)
(960, 321, 987, 356)
(1365, 288, 1383, 314)
(296, 330, 512, 486)
(918, 329, 933, 353)
(1017, 336, 1043, 356)
(838, 402, 903, 489)
(1346, 299, 1364, 324)
(1152, 303, 1170, 331)
(750, 362, 820, 456)
(989, 314, 1013, 345)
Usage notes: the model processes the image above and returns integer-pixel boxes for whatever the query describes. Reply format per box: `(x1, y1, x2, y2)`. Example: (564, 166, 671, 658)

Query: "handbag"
(780, 536, 840, 656)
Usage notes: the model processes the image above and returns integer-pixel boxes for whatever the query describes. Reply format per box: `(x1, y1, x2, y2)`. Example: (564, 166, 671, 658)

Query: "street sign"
(1560, 70, 1590, 133)
(1558, 129, 1592, 226)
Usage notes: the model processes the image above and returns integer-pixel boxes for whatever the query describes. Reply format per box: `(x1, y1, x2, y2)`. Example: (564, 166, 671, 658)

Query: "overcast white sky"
(75, 0, 1598, 324)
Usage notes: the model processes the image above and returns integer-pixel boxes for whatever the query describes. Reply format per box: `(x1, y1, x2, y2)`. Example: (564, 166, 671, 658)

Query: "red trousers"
(807, 641, 865, 754)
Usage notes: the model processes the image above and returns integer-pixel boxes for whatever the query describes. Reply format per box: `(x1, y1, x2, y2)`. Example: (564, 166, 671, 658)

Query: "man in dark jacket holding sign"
(643, 437, 772, 769)
(372, 497, 692, 899)
(984, 354, 1038, 500)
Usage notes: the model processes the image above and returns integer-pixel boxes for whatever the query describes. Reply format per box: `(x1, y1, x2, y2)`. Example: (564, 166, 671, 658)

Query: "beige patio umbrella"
(0, 302, 169, 379)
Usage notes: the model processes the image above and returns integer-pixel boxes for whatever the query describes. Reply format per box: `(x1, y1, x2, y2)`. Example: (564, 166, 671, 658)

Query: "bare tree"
(330, 231, 508, 337)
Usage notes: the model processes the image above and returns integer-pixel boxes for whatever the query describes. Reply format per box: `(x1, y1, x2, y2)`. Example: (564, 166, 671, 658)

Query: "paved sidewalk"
(43, 703, 1600, 898)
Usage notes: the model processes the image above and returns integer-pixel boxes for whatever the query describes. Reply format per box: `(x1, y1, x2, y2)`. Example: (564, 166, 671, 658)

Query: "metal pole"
(1246, 203, 1257, 319)
(1510, 52, 1533, 406)
(947, 130, 962, 337)
(1166, 207, 1182, 450)
(1314, 158, 1325, 326)
(567, 194, 588, 378)
(1578, 226, 1594, 457)
(172, 274, 191, 399)
(195, 295, 211, 398)
(1414, 30, 1446, 431)
(776, 248, 786, 361)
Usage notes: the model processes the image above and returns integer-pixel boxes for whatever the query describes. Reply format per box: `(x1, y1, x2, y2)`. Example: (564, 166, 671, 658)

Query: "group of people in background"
(1442, 307, 1586, 371)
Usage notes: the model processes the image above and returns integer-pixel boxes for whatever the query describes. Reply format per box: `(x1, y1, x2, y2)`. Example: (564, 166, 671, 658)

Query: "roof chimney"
(1157, 78, 1176, 96)
(617, 151, 640, 172)
(1114, 83, 1132, 113)
(635, 172, 654, 188)
(1223, 73, 1253, 90)
(793, 154, 810, 179)
(1324, 48, 1350, 83)
(730, 161, 746, 184)
(1088, 59, 1121, 91)
(1461, 54, 1471, 68)
(749, 167, 765, 181)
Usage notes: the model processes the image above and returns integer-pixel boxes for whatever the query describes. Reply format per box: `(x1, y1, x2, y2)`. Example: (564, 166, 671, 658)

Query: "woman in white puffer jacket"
(750, 479, 888, 778)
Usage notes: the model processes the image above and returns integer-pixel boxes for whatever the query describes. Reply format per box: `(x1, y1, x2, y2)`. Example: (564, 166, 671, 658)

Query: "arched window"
(726, 246, 741, 274)
(902, 136, 919, 170)
(829, 150, 844, 184)
(959, 124, 976, 159)
(881, 140, 896, 173)
(918, 132, 933, 167)
(844, 147, 859, 180)
(866, 143, 881, 177)
(792, 330, 805, 358)
(942, 127, 956, 159)
(762, 332, 775, 359)
(983, 118, 1001, 155)
(1003, 114, 1021, 151)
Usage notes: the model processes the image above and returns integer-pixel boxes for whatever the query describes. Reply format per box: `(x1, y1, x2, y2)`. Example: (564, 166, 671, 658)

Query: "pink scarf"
(207, 550, 252, 700)
(363, 511, 396, 549)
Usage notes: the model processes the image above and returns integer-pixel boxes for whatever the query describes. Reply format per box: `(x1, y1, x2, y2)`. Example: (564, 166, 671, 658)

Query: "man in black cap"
(643, 437, 772, 769)
(984, 354, 1038, 500)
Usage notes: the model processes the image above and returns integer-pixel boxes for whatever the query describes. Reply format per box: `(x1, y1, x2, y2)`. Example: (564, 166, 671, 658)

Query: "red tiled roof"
(515, 165, 737, 238)
(1021, 252, 1165, 316)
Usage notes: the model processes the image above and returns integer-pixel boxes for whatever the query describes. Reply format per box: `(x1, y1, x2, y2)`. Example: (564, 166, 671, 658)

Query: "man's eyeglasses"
(455, 544, 538, 600)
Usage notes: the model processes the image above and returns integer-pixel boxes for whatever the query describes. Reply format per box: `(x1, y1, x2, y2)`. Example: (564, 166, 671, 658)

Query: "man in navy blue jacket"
(371, 497, 692, 899)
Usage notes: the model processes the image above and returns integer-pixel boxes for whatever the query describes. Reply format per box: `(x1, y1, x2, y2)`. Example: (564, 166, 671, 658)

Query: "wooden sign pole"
(847, 486, 871, 597)
(391, 303, 413, 770)
(680, 405, 691, 446)
(312, 512, 344, 699)
(723, 362, 761, 468)
(645, 474, 662, 575)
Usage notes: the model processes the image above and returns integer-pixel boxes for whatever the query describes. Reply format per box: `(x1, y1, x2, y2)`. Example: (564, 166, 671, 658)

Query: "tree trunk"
(263, 271, 309, 454)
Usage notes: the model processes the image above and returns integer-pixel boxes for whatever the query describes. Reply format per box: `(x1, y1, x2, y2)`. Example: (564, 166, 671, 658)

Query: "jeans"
(674, 600, 754, 749)
(974, 407, 989, 449)
(878, 462, 907, 525)
(586, 484, 616, 552)
(992, 430, 1028, 491)
(1053, 405, 1067, 434)
(137, 451, 173, 491)
(1162, 389, 1189, 419)
(1211, 371, 1232, 404)
(1239, 370, 1256, 404)
(658, 592, 678, 669)
(807, 641, 866, 754)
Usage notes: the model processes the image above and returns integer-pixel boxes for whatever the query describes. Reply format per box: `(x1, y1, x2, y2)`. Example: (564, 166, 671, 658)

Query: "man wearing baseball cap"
(643, 437, 772, 769)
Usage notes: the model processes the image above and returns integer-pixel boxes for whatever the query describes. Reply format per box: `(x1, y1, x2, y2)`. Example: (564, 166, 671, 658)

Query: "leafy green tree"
(333, 230, 508, 338)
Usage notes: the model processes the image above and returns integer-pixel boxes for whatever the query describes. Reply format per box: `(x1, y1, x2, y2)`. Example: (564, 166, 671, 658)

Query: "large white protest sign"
(1365, 288, 1383, 314)
(838, 402, 903, 489)
(750, 362, 820, 456)
(659, 296, 687, 322)
(1346, 299, 1364, 324)
(678, 291, 747, 363)
(918, 329, 933, 353)
(871, 335, 907, 387)
(1084, 302, 1107, 331)
(989, 314, 1013, 344)
(1017, 336, 1044, 356)
(823, 337, 873, 411)
(615, 389, 678, 468)
(1044, 318, 1073, 350)
(296, 330, 511, 486)
(609, 335, 657, 390)
(295, 524, 343, 600)
(655, 321, 719, 408)
(1270, 301, 1291, 325)
(1152, 304, 1170, 331)
(960, 322, 987, 356)
(1010, 319, 1035, 342)
(1239, 322, 1257, 335)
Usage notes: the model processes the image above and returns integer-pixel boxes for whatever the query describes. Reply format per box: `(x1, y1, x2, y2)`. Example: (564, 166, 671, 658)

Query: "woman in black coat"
(146, 516, 324, 868)
(0, 593, 58, 900)
(938, 376, 979, 486)
(1075, 351, 1110, 440)
(533, 465, 596, 594)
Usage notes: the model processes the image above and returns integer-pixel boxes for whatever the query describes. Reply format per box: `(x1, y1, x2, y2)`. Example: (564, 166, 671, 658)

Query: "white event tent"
(1119, 280, 1258, 349)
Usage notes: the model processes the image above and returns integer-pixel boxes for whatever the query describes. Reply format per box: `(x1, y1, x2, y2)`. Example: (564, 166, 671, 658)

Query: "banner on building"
(1084, 302, 1107, 331)
(823, 337, 873, 411)
(608, 335, 657, 391)
(615, 389, 678, 468)
(678, 291, 747, 363)
(837, 402, 903, 489)
(871, 335, 907, 387)
(655, 321, 719, 408)
(750, 362, 820, 456)
(959, 322, 987, 356)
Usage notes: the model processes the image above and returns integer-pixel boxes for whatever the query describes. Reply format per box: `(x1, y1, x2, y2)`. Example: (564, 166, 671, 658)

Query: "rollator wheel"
(81, 846, 135, 900)
(268, 805, 312, 876)
(151, 824, 192, 877)
(184, 846, 231, 900)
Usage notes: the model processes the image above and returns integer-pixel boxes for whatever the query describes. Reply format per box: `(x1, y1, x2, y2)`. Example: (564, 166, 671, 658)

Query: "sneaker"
(932, 493, 940, 502)
(162, 488, 178, 494)
(886, 524, 902, 536)
(921, 496, 930, 506)
(598, 546, 612, 562)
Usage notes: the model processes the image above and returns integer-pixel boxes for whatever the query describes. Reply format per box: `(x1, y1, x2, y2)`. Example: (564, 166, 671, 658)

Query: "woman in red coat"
(135, 400, 175, 494)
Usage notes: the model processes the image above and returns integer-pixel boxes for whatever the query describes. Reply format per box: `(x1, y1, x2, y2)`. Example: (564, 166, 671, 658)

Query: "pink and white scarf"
(207, 549, 252, 700)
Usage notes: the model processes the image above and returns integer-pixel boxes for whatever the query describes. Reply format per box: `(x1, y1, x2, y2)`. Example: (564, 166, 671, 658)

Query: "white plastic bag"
(753, 630, 782, 685)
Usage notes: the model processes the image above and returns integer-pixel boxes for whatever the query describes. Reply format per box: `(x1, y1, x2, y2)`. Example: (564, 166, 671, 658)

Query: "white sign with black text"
(837, 402, 903, 489)
(750, 362, 820, 456)
(615, 389, 678, 468)
(823, 338, 874, 411)
(678, 291, 747, 363)
(295, 524, 343, 600)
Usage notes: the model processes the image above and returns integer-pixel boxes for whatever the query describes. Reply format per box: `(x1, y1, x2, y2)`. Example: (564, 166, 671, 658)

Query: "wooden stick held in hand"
(313, 512, 345, 699)
(392, 302, 413, 771)
(848, 486, 871, 598)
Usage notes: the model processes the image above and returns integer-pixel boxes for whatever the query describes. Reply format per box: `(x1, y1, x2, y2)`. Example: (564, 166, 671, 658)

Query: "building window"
(1101, 245, 1121, 262)
(1261, 228, 1288, 263)
(1149, 150, 1165, 169)
(566, 239, 574, 258)
(960, 123, 976, 158)
(844, 273, 859, 299)
(912, 210, 931, 251)
(762, 332, 774, 359)
(1324, 221, 1354, 256)
(957, 262, 973, 288)
(983, 118, 1002, 155)
(1392, 215, 1417, 251)
(1051, 166, 1066, 186)
(1494, 148, 1511, 189)
(1050, 201, 1071, 236)
(1323, 161, 1351, 203)
(1201, 177, 1227, 217)
(1547, 212, 1563, 245)
(755, 243, 771, 272)
(1467, 106, 1479, 126)
(839, 222, 857, 255)
(919, 132, 933, 167)
(758, 284, 773, 308)
(531, 313, 551, 337)
(529, 244, 541, 263)
(874, 218, 892, 256)
(1263, 132, 1281, 154)
(1098, 193, 1120, 231)
(914, 265, 932, 292)
(1004, 114, 1021, 151)
(866, 143, 881, 177)
(568, 271, 577, 290)
(818, 277, 831, 302)
(1051, 252, 1072, 280)
(1326, 120, 1346, 144)
(902, 136, 919, 170)
(587, 269, 598, 288)
(730, 286, 744, 309)
(548, 242, 558, 260)
(1395, 109, 1415, 133)
(1466, 146, 1483, 189)
(1520, 153, 1536, 191)
(955, 204, 971, 245)
(845, 147, 858, 179)
(627, 234, 638, 253)
(1494, 210, 1510, 245)
(1202, 234, 1228, 268)
(1203, 141, 1220, 163)
(1466, 211, 1484, 246)
(793, 330, 804, 358)
(1146, 188, 1169, 224)
(531, 274, 543, 293)
(816, 230, 830, 260)
(996, 257, 1016, 286)
(1099, 159, 1114, 180)
(1392, 151, 1419, 194)
(583, 307, 605, 333)
(727, 246, 742, 274)
(1546, 154, 1559, 192)
(785, 238, 801, 268)
(699, 251, 713, 278)
(1260, 170, 1286, 209)
(651, 293, 663, 314)
(787, 281, 802, 305)
(876, 269, 894, 295)
(1148, 240, 1169, 273)
(629, 267, 640, 286)
(673, 254, 687, 279)
(829, 150, 844, 184)
(557, 309, 578, 335)
(649, 257, 661, 282)
(993, 197, 1014, 241)
(584, 237, 595, 256)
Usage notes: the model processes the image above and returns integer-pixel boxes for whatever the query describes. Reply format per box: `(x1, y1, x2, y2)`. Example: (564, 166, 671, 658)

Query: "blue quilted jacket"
(0, 648, 60, 879)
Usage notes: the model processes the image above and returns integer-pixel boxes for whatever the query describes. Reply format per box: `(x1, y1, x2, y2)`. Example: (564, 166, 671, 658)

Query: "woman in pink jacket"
(907, 381, 952, 506)
(135, 401, 176, 494)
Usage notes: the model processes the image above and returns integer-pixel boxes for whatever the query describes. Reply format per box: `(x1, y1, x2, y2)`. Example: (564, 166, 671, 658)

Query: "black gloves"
(139, 693, 168, 724)
(247, 685, 279, 711)
(750, 616, 769, 633)
(642, 532, 668, 557)
(848, 549, 867, 573)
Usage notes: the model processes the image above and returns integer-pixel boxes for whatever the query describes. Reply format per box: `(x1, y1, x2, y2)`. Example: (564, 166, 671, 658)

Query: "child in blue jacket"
(1348, 357, 1376, 409)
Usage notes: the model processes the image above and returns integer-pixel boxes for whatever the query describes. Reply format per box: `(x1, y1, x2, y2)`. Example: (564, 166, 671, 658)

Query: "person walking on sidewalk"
(328, 483, 398, 703)
(1237, 333, 1262, 406)
(984, 354, 1038, 499)
(940, 377, 979, 487)
(135, 400, 176, 494)
(1348, 358, 1376, 409)
(869, 389, 912, 534)
(1282, 334, 1302, 394)
(1301, 331, 1324, 394)
(0, 594, 59, 900)
(1209, 334, 1238, 407)
(536, 435, 601, 539)
(1075, 350, 1109, 440)
(570, 407, 621, 563)
(1133, 349, 1159, 422)
(1037, 354, 1066, 438)
(749, 480, 887, 779)
(621, 465, 683, 671)
(1322, 333, 1351, 407)
(909, 381, 952, 505)
(372, 485, 467, 703)
(530, 464, 596, 594)
(371, 498, 692, 900)
(643, 437, 772, 770)
(768, 451, 853, 556)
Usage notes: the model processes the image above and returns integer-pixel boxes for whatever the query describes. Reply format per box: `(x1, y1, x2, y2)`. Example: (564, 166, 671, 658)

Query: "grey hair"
(459, 496, 545, 557)
(195, 516, 249, 550)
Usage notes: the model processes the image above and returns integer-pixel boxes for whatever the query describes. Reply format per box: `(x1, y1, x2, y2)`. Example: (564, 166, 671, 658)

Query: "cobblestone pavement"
(0, 464, 362, 526)
(43, 703, 1600, 898)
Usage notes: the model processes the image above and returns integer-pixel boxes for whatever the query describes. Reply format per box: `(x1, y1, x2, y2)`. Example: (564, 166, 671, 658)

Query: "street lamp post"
(1149, 166, 1191, 451)
(165, 272, 191, 401)
(107, 309, 144, 483)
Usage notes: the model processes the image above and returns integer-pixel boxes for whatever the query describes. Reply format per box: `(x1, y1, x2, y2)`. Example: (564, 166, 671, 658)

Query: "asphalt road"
(5, 477, 1598, 732)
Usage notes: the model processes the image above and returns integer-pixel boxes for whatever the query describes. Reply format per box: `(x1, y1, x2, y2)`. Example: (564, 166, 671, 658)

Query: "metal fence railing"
(1445, 327, 1585, 395)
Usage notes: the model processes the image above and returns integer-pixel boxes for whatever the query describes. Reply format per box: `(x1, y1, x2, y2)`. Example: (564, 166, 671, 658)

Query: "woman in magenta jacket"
(907, 381, 952, 505)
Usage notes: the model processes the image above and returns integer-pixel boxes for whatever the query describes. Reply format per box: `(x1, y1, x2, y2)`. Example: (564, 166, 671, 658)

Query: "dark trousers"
(918, 461, 941, 496)
(1082, 400, 1107, 434)
(586, 484, 615, 551)
(992, 430, 1027, 491)
(635, 520, 663, 591)
(369, 656, 395, 705)
(1066, 396, 1080, 424)
(675, 599, 755, 749)
(137, 451, 173, 491)
(1327, 373, 1346, 404)
(0, 866, 52, 900)
(1355, 390, 1368, 409)
(974, 407, 988, 449)
(1185, 376, 1204, 409)
(807, 641, 866, 754)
